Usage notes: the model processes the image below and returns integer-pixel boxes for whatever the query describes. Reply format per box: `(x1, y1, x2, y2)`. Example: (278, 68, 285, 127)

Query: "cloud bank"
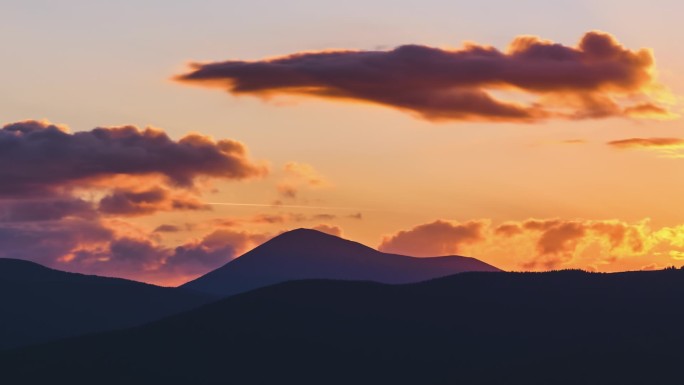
(0, 120, 272, 285)
(381, 218, 684, 272)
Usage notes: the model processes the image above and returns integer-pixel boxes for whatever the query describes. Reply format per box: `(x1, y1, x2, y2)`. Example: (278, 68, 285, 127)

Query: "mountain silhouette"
(181, 228, 501, 296)
(0, 258, 213, 350)
(6, 269, 684, 384)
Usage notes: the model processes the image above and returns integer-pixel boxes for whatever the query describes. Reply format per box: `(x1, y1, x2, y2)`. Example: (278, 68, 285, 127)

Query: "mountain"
(5, 269, 684, 384)
(0, 258, 213, 350)
(181, 228, 501, 296)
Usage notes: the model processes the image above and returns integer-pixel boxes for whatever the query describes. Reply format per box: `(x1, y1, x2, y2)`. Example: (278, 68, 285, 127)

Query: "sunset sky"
(3, 0, 684, 285)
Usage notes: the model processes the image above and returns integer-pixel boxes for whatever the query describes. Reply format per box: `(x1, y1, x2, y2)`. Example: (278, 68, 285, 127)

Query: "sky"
(2, 0, 684, 285)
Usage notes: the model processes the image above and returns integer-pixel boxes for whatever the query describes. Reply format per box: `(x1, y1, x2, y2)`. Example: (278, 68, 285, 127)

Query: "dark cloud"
(154, 224, 182, 233)
(0, 219, 114, 266)
(0, 120, 267, 195)
(0, 119, 275, 284)
(378, 220, 484, 257)
(165, 229, 271, 275)
(0, 198, 95, 222)
(176, 31, 670, 123)
(98, 188, 209, 216)
(0, 217, 272, 284)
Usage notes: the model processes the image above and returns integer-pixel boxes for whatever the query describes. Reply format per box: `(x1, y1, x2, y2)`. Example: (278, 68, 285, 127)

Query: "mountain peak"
(256, 228, 367, 253)
(181, 228, 501, 296)
(273, 228, 339, 241)
(264, 227, 344, 243)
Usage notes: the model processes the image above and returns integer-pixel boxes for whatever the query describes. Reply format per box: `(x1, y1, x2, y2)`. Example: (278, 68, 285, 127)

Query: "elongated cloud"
(607, 137, 684, 149)
(176, 31, 672, 123)
(98, 188, 208, 216)
(0, 120, 267, 195)
(607, 137, 684, 158)
(0, 197, 96, 222)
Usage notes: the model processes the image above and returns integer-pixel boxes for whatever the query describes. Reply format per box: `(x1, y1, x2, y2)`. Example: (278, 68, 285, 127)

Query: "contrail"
(205, 202, 366, 211)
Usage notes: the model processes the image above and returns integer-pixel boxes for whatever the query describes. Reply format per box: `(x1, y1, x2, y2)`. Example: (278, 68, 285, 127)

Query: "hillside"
(4, 269, 684, 384)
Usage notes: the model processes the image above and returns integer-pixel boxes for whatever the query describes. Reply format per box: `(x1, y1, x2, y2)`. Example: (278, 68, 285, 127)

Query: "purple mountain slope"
(181, 228, 501, 296)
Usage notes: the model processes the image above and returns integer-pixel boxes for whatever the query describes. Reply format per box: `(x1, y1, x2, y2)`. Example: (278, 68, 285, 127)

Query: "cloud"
(378, 220, 485, 257)
(522, 220, 587, 267)
(312, 214, 336, 221)
(0, 120, 267, 196)
(2, 216, 272, 285)
(623, 103, 671, 119)
(283, 162, 328, 186)
(607, 137, 684, 158)
(514, 219, 649, 269)
(607, 137, 684, 149)
(0, 119, 276, 285)
(275, 162, 329, 200)
(98, 187, 209, 216)
(0, 197, 96, 222)
(154, 224, 182, 233)
(494, 223, 523, 237)
(560, 139, 587, 144)
(208, 212, 343, 227)
(490, 218, 650, 269)
(0, 219, 114, 267)
(165, 229, 271, 276)
(176, 31, 673, 123)
(276, 183, 298, 199)
(312, 224, 343, 237)
(384, 218, 684, 272)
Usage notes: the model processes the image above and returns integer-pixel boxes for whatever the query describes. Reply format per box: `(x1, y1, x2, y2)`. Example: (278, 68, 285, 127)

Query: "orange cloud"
(176, 31, 674, 123)
(623, 103, 672, 119)
(607, 137, 684, 148)
(283, 162, 328, 186)
(391, 218, 684, 272)
(378, 220, 485, 257)
(276, 161, 329, 200)
(276, 183, 298, 199)
(312, 224, 343, 237)
(607, 137, 684, 158)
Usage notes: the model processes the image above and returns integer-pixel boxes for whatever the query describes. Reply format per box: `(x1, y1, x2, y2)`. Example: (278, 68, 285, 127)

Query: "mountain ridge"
(0, 258, 213, 350)
(5, 268, 684, 384)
